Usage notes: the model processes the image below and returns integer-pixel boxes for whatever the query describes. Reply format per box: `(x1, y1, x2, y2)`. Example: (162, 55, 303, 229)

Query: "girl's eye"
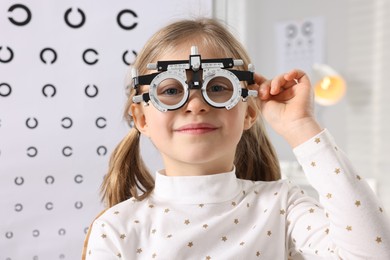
(163, 87, 181, 95)
(209, 85, 225, 92)
(207, 83, 232, 93)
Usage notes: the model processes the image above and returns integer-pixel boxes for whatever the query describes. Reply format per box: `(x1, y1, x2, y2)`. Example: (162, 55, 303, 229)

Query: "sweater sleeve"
(287, 129, 390, 259)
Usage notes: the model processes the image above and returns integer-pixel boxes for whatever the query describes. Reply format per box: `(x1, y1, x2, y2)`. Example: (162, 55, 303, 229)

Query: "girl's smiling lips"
(174, 123, 219, 134)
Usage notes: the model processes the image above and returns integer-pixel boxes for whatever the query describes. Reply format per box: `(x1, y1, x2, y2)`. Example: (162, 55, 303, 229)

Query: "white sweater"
(85, 130, 390, 259)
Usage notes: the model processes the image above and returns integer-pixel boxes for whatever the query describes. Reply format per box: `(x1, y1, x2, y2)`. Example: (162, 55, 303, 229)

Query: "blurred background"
(1, 0, 389, 259)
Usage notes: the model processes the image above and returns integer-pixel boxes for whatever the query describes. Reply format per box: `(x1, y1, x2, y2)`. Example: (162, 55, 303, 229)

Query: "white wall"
(214, 0, 349, 161)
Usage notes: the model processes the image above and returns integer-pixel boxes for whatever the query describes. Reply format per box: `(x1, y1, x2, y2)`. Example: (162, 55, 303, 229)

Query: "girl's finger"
(253, 73, 268, 85)
(259, 82, 271, 100)
(270, 74, 288, 95)
(284, 69, 311, 85)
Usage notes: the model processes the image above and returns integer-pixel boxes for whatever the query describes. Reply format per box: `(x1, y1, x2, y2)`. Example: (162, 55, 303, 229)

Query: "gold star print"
(148, 204, 154, 208)
(334, 168, 341, 174)
(206, 256, 211, 260)
(280, 209, 286, 215)
(117, 253, 122, 258)
(242, 190, 246, 195)
(164, 208, 170, 213)
(120, 234, 126, 240)
(151, 229, 156, 234)
(203, 224, 208, 229)
(274, 192, 278, 196)
(309, 208, 315, 213)
(134, 220, 140, 224)
(267, 231, 272, 236)
(101, 223, 105, 227)
(325, 228, 329, 235)
(379, 207, 383, 213)
(184, 219, 190, 225)
(221, 236, 228, 242)
(199, 204, 204, 208)
(231, 201, 237, 206)
(234, 219, 239, 224)
(346, 226, 352, 231)
(376, 236, 382, 243)
(152, 253, 157, 258)
(307, 226, 312, 231)
(247, 203, 250, 208)
(88, 250, 91, 255)
(254, 190, 259, 195)
(326, 193, 333, 199)
(356, 175, 361, 180)
(240, 242, 245, 246)
(101, 234, 107, 239)
(167, 234, 172, 238)
(136, 248, 142, 254)
(114, 211, 119, 215)
(311, 161, 316, 167)
(355, 200, 361, 207)
(256, 251, 261, 257)
(314, 138, 321, 144)
(188, 242, 193, 247)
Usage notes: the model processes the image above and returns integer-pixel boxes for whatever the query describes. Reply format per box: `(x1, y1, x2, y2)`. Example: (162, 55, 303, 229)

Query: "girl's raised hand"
(255, 69, 322, 147)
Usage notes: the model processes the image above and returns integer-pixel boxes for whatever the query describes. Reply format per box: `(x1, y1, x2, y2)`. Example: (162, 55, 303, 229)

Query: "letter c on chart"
(45, 175, 55, 185)
(45, 202, 54, 210)
(42, 84, 56, 97)
(82, 49, 99, 65)
(75, 201, 83, 209)
(15, 203, 23, 212)
(97, 145, 107, 156)
(26, 117, 38, 129)
(8, 4, 32, 26)
(62, 146, 73, 157)
(95, 117, 107, 128)
(117, 9, 138, 30)
(64, 8, 86, 29)
(61, 117, 73, 129)
(0, 47, 14, 63)
(0, 83, 12, 97)
(14, 176, 24, 185)
(85, 84, 98, 97)
(27, 147, 38, 157)
(74, 174, 83, 184)
(40, 48, 57, 64)
(123, 50, 137, 65)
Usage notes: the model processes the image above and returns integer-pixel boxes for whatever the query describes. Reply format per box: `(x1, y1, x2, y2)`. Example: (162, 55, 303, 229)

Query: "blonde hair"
(101, 18, 281, 207)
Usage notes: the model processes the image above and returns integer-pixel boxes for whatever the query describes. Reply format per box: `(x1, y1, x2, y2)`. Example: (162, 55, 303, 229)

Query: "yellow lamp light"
(312, 63, 346, 106)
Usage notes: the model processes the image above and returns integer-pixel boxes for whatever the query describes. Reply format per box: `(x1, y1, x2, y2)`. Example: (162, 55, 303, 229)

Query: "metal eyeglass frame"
(132, 46, 258, 112)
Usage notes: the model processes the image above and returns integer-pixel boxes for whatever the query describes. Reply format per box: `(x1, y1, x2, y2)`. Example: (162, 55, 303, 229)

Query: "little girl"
(83, 18, 390, 259)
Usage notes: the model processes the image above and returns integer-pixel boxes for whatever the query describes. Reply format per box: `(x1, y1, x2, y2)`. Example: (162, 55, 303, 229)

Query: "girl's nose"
(184, 89, 209, 114)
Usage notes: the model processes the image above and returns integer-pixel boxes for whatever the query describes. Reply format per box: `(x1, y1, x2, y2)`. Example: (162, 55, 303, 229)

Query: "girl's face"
(131, 42, 258, 176)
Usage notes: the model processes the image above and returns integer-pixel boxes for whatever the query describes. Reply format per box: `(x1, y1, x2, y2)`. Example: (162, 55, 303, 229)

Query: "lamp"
(312, 63, 346, 106)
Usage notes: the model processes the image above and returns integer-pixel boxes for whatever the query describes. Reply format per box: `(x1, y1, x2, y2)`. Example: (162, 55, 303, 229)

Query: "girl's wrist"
(282, 118, 322, 148)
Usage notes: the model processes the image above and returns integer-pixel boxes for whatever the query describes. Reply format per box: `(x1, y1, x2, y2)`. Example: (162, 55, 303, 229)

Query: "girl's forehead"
(157, 43, 227, 61)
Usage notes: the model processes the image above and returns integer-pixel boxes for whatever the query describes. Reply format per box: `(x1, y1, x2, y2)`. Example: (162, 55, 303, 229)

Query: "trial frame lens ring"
(202, 69, 242, 110)
(148, 71, 188, 112)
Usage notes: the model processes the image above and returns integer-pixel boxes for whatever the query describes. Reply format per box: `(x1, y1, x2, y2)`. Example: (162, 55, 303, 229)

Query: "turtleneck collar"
(152, 168, 242, 204)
